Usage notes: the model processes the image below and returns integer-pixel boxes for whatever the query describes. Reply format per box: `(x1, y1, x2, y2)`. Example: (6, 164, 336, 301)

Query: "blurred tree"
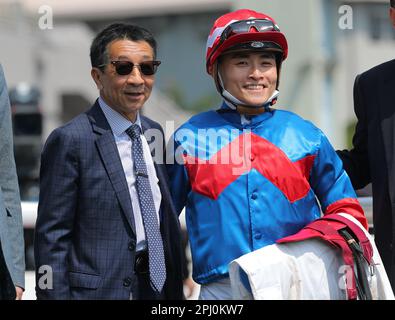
(191, 93, 221, 113)
(165, 82, 221, 113)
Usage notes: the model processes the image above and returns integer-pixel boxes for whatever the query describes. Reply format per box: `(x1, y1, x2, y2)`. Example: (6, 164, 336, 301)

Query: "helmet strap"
(218, 72, 243, 109)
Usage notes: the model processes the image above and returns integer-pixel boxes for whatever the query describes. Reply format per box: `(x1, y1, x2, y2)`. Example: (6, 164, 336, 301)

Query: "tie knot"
(126, 124, 141, 140)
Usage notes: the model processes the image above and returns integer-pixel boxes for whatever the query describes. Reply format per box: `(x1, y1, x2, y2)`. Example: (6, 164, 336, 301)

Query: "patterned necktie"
(125, 124, 166, 293)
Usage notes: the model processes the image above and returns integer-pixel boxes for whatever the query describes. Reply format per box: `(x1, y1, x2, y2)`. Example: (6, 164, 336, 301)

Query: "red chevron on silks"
(168, 102, 368, 286)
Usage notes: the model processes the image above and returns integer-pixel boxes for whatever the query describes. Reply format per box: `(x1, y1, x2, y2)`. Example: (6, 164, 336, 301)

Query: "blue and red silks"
(168, 102, 368, 285)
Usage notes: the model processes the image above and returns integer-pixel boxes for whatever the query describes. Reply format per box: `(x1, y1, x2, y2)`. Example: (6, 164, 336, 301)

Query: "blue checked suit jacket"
(34, 101, 184, 299)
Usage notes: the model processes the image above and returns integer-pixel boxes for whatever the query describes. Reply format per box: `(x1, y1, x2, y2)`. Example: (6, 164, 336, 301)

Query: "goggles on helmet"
(207, 19, 285, 72)
(221, 19, 280, 40)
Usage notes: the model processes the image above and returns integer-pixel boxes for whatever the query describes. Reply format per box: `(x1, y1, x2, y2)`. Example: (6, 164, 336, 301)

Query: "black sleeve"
(337, 74, 371, 190)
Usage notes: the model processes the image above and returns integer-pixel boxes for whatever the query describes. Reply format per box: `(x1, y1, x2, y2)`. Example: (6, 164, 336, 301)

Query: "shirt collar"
(98, 97, 142, 136)
(218, 100, 273, 127)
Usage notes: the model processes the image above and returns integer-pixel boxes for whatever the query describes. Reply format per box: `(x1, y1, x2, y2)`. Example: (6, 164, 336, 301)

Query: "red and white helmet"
(206, 9, 288, 74)
(205, 9, 288, 110)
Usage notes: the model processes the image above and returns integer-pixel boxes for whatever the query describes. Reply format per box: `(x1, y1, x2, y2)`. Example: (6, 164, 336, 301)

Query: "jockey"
(167, 9, 368, 299)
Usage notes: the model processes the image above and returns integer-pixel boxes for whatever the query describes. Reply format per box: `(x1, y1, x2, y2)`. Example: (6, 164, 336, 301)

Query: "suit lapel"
(140, 117, 180, 267)
(140, 116, 162, 161)
(87, 102, 136, 235)
(379, 63, 395, 205)
(140, 117, 170, 220)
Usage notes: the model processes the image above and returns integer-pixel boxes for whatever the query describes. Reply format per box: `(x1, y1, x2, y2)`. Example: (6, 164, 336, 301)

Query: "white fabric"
(229, 213, 395, 300)
(99, 98, 161, 252)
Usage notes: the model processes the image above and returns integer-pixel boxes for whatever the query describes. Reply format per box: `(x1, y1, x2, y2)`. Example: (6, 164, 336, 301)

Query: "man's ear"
(390, 7, 395, 27)
(91, 68, 104, 90)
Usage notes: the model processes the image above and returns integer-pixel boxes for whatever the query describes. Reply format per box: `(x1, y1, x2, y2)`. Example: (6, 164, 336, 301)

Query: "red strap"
(329, 235, 358, 299)
(302, 222, 358, 299)
(277, 219, 358, 299)
(320, 215, 373, 264)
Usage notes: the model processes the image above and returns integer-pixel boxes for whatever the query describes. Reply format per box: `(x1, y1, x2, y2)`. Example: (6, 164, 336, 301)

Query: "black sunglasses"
(100, 60, 161, 76)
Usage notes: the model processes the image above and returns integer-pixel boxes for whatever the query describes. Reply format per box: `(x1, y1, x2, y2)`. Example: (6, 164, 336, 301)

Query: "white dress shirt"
(98, 97, 162, 252)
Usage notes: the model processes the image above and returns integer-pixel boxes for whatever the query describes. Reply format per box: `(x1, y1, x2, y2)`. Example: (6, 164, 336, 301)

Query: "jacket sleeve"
(310, 130, 368, 230)
(166, 134, 190, 216)
(0, 65, 25, 289)
(337, 74, 371, 189)
(34, 128, 78, 299)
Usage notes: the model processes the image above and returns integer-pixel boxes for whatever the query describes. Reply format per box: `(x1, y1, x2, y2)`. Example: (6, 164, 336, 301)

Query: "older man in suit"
(0, 64, 25, 300)
(337, 1, 395, 291)
(34, 23, 184, 300)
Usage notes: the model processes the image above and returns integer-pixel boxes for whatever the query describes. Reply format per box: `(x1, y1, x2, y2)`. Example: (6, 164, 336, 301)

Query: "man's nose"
(126, 66, 144, 85)
(249, 66, 264, 79)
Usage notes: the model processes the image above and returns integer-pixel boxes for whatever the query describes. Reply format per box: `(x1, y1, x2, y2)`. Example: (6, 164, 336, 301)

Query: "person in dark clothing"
(337, 0, 395, 292)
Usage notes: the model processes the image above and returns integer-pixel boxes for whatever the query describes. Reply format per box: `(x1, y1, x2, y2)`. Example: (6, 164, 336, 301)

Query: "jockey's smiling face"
(218, 51, 278, 108)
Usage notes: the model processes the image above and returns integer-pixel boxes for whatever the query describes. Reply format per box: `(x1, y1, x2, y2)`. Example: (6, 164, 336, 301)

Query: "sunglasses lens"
(115, 62, 133, 75)
(112, 61, 159, 76)
(140, 63, 156, 76)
